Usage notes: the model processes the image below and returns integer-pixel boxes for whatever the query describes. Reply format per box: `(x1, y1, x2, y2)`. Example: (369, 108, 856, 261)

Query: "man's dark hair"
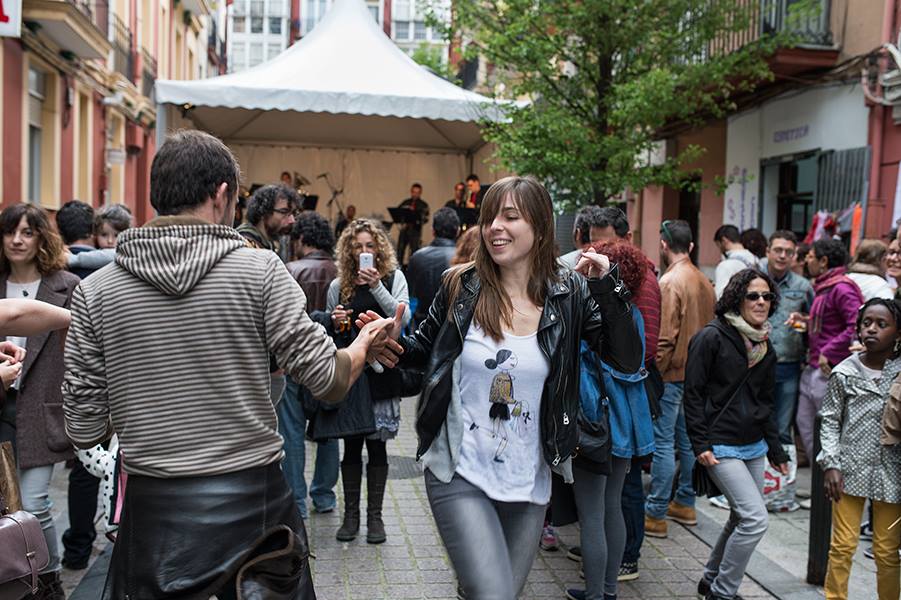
(246, 184, 300, 226)
(660, 219, 692, 254)
(597, 206, 630, 238)
(150, 130, 240, 216)
(432, 207, 460, 240)
(812, 238, 848, 269)
(768, 230, 798, 246)
(466, 174, 480, 183)
(573, 206, 603, 244)
(714, 224, 741, 244)
(715, 268, 779, 318)
(290, 212, 334, 253)
(56, 200, 95, 244)
(411, 183, 423, 190)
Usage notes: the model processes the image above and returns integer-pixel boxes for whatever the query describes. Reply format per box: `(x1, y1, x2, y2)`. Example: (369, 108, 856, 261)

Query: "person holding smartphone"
(322, 218, 411, 544)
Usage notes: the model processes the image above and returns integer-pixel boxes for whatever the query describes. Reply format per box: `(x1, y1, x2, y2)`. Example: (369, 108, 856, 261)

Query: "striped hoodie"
(62, 216, 351, 478)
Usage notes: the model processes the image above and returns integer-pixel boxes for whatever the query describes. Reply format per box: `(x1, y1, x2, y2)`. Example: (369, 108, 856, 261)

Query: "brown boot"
(644, 515, 668, 539)
(34, 571, 66, 600)
(366, 463, 389, 544)
(666, 500, 697, 526)
(336, 463, 362, 542)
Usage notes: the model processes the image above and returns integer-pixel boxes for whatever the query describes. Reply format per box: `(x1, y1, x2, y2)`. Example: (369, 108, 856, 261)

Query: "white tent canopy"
(155, 0, 498, 153)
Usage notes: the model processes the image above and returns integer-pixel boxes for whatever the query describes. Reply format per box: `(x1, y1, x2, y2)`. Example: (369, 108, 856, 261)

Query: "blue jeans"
(646, 382, 695, 519)
(774, 362, 800, 445)
(277, 378, 339, 517)
(621, 458, 645, 564)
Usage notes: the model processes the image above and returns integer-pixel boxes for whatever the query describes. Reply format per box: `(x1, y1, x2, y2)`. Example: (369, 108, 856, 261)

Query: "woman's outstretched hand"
(356, 303, 406, 368)
(574, 247, 611, 279)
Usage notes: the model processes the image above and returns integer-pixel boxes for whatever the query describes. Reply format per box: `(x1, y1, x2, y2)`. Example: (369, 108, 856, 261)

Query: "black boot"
(336, 463, 362, 541)
(34, 571, 66, 600)
(366, 463, 389, 544)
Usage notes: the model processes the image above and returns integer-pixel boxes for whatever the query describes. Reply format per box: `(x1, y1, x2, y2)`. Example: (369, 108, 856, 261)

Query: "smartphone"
(359, 252, 374, 270)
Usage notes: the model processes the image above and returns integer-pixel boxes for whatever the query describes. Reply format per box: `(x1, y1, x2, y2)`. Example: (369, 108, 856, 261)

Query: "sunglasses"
(660, 220, 674, 244)
(745, 292, 776, 302)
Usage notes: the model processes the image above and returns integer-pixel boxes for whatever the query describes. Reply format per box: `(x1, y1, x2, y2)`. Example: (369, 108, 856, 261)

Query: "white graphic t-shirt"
(456, 325, 551, 505)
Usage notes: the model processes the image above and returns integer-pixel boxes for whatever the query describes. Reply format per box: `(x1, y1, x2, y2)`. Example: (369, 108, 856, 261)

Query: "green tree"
(411, 43, 459, 83)
(433, 0, 816, 207)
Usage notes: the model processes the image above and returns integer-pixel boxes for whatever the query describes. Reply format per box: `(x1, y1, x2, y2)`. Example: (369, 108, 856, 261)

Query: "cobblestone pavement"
(55, 398, 876, 599)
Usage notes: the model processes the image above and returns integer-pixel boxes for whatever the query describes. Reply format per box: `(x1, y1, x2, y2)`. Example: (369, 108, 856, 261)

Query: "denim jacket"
(767, 269, 814, 364)
(581, 306, 656, 459)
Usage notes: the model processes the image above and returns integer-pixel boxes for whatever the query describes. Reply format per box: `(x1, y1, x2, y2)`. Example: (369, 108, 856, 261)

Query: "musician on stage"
(445, 182, 466, 209)
(396, 183, 430, 267)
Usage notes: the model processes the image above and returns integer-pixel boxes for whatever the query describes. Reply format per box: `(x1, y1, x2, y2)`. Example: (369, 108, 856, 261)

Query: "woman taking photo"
(0, 204, 80, 599)
(684, 269, 789, 600)
(359, 176, 641, 598)
(322, 218, 411, 544)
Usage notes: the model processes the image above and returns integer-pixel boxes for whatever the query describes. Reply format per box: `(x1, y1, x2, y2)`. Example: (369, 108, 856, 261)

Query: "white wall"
(724, 82, 869, 231)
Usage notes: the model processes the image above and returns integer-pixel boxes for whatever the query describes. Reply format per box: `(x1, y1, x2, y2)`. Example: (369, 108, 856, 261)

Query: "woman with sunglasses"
(683, 269, 790, 600)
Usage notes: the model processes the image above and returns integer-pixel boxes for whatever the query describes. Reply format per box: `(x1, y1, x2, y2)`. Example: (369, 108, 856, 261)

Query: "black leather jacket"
(399, 265, 642, 466)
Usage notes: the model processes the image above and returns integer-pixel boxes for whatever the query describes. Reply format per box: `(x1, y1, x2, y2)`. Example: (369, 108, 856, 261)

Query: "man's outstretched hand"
(355, 303, 405, 368)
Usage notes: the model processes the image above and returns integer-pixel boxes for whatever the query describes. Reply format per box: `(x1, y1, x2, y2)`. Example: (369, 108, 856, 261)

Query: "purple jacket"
(808, 267, 864, 368)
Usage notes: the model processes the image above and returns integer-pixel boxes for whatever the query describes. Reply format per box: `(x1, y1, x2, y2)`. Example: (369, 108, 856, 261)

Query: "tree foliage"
(430, 0, 815, 208)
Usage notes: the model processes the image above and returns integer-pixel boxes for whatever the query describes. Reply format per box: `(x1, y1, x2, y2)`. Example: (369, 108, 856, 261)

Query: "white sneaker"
(799, 498, 812, 510)
(709, 495, 731, 510)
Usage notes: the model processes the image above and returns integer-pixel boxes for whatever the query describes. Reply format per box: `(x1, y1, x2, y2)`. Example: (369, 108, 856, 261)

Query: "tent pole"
(156, 103, 167, 150)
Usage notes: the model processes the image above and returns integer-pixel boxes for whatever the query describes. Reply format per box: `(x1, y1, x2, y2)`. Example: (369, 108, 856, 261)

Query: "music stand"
(455, 207, 479, 228)
(301, 195, 319, 211)
(388, 207, 420, 226)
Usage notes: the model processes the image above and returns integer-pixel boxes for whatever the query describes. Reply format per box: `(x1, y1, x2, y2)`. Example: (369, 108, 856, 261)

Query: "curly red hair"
(589, 240, 646, 296)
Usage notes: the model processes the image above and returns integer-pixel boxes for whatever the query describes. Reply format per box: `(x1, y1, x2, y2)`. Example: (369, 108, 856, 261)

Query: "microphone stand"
(318, 173, 345, 226)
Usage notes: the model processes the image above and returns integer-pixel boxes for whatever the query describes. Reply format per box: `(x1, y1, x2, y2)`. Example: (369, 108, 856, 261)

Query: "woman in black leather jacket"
(362, 176, 641, 599)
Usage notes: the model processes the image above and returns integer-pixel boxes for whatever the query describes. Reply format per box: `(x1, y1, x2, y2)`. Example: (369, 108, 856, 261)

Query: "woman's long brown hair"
(445, 176, 559, 342)
(0, 204, 66, 274)
(335, 218, 398, 304)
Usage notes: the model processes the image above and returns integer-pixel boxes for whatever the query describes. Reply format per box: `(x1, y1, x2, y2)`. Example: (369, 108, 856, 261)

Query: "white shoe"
(799, 498, 812, 510)
(709, 495, 731, 510)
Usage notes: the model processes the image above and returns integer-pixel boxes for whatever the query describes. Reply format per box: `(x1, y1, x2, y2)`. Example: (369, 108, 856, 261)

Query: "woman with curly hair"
(683, 269, 790, 600)
(0, 203, 80, 599)
(564, 240, 656, 600)
(323, 218, 411, 544)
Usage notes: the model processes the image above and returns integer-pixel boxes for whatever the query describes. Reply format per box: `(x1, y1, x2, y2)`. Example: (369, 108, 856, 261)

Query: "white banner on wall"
(0, 0, 22, 38)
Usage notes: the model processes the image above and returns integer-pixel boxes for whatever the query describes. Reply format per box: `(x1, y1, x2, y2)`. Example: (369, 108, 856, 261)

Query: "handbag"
(0, 442, 21, 513)
(691, 369, 753, 498)
(0, 490, 50, 600)
(573, 349, 613, 474)
(643, 360, 664, 420)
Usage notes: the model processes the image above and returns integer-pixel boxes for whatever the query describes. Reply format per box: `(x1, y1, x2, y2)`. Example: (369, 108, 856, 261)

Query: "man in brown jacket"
(645, 219, 716, 538)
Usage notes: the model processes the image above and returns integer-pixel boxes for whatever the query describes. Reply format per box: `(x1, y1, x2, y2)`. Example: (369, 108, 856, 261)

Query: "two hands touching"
(0, 341, 26, 390)
(349, 303, 406, 371)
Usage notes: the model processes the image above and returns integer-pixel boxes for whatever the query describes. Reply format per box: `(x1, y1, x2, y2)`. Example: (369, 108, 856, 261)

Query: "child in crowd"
(819, 298, 901, 600)
(67, 204, 133, 272)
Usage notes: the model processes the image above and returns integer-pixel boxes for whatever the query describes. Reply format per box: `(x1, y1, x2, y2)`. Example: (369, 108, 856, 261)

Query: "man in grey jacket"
(714, 225, 760, 299)
(62, 130, 400, 599)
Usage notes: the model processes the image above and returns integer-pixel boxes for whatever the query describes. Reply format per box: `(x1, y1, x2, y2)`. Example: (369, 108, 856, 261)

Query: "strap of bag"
(708, 368, 753, 431)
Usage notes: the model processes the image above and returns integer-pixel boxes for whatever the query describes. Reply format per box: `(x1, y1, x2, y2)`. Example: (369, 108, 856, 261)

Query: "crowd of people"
(0, 127, 899, 600)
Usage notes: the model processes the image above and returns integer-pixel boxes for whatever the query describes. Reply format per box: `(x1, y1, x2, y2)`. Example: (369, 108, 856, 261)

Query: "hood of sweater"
(114, 215, 248, 296)
(726, 248, 760, 269)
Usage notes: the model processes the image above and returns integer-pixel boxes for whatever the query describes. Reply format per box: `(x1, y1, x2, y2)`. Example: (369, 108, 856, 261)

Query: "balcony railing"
(111, 13, 134, 82)
(69, 0, 109, 38)
(708, 0, 832, 58)
(141, 47, 156, 99)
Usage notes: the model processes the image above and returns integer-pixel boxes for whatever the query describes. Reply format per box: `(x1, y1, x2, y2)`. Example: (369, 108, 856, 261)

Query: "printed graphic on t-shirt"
(468, 348, 534, 465)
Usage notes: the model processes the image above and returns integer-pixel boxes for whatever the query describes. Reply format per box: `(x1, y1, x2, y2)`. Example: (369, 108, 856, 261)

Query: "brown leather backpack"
(0, 489, 49, 600)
